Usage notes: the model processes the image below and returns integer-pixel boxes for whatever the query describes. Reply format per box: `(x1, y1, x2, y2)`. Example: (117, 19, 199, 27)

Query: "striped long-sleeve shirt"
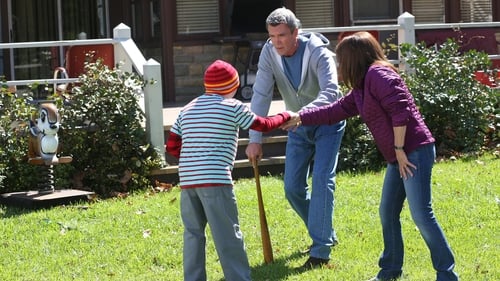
(167, 94, 289, 189)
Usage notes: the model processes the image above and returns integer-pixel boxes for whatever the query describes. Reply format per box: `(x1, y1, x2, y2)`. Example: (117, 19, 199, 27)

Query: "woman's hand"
(280, 112, 301, 131)
(396, 150, 417, 180)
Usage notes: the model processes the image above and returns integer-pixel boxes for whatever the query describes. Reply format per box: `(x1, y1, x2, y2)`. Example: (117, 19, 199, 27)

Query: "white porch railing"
(0, 23, 165, 165)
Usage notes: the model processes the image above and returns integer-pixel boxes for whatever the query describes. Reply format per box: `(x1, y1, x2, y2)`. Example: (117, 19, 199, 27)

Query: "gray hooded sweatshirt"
(249, 31, 342, 143)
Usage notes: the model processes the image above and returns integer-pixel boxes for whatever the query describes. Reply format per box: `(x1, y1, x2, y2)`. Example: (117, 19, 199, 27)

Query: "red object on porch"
(64, 44, 115, 78)
(474, 70, 499, 88)
(474, 71, 500, 88)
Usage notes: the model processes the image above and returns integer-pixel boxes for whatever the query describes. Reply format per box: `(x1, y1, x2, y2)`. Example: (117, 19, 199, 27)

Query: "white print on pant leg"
(234, 224, 243, 239)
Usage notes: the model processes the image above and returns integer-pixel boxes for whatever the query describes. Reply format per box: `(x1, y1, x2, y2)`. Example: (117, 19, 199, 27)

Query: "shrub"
(0, 88, 40, 192)
(59, 59, 163, 196)
(400, 39, 498, 156)
(338, 115, 385, 173)
(0, 59, 163, 196)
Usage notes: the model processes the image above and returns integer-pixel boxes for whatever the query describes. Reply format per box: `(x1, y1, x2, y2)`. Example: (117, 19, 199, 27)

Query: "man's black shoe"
(300, 256, 330, 270)
(301, 240, 338, 255)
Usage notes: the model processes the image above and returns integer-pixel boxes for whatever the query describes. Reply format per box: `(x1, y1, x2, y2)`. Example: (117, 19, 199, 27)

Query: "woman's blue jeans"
(377, 143, 458, 281)
(284, 121, 345, 260)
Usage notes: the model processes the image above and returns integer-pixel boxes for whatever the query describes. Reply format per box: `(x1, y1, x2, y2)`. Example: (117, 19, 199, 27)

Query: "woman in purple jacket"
(283, 32, 459, 281)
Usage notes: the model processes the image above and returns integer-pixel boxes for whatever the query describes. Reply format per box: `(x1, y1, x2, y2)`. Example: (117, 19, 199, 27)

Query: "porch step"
(151, 156, 286, 185)
(152, 100, 288, 184)
(152, 135, 288, 184)
(151, 156, 286, 176)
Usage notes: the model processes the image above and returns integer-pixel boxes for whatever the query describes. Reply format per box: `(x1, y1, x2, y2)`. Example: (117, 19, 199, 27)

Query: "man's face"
(267, 23, 298, 57)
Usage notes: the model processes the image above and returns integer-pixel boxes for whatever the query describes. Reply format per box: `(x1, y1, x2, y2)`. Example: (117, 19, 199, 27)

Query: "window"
(174, 0, 280, 37)
(351, 0, 402, 24)
(131, 0, 143, 39)
(461, 0, 492, 22)
(132, 0, 161, 40)
(176, 0, 220, 35)
(61, 0, 104, 39)
(296, 0, 335, 28)
(9, 0, 108, 80)
(150, 0, 161, 38)
(412, 0, 444, 23)
(231, 0, 281, 35)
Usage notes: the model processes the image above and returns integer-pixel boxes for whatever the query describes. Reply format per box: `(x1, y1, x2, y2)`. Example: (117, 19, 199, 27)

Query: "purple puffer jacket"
(300, 64, 434, 163)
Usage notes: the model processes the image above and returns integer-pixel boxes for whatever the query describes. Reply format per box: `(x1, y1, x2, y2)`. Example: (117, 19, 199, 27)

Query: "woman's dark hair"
(335, 31, 396, 89)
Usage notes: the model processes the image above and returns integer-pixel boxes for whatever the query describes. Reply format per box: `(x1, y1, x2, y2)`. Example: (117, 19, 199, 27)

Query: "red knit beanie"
(204, 60, 240, 95)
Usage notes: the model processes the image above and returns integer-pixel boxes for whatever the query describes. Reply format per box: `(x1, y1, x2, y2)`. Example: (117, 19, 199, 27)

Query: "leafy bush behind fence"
(401, 39, 499, 156)
(0, 59, 162, 195)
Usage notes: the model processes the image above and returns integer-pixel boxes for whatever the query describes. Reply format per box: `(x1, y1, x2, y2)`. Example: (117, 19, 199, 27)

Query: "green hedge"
(401, 39, 499, 156)
(0, 59, 162, 195)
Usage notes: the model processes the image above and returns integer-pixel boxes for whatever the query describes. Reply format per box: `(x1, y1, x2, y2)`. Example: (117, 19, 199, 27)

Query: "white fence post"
(112, 23, 164, 164)
(143, 59, 166, 165)
(113, 23, 134, 73)
(397, 12, 416, 72)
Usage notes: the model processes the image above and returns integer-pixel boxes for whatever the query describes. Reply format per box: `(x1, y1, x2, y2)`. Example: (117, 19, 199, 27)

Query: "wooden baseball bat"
(252, 162, 274, 264)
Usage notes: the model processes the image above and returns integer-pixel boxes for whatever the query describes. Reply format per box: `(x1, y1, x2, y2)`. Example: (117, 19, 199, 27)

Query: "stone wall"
(173, 43, 247, 103)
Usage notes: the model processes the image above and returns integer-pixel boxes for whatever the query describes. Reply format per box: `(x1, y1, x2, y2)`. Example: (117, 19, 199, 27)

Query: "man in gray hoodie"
(246, 7, 345, 269)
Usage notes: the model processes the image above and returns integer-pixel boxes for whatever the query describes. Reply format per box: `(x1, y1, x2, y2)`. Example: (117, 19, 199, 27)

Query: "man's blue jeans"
(377, 143, 458, 281)
(284, 121, 345, 260)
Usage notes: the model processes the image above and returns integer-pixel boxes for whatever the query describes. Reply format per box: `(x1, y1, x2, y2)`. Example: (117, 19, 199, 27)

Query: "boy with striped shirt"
(166, 59, 290, 281)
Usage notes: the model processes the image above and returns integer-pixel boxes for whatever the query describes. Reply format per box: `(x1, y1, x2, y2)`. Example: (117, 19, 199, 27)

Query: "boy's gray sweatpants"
(181, 186, 251, 281)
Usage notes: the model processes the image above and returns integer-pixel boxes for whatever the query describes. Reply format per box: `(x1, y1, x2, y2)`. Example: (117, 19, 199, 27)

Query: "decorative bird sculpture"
(28, 102, 62, 165)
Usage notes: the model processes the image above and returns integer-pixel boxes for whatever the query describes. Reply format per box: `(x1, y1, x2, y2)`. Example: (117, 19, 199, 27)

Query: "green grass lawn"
(0, 154, 498, 281)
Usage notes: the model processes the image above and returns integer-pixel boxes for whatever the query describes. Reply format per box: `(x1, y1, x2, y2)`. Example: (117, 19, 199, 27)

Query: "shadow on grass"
(249, 250, 312, 281)
(0, 205, 33, 218)
(0, 198, 90, 218)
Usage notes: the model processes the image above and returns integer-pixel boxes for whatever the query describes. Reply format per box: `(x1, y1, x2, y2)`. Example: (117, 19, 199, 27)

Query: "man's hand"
(246, 143, 263, 164)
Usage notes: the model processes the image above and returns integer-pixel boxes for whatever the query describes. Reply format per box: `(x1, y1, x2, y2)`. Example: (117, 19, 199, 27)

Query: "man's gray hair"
(266, 7, 301, 32)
